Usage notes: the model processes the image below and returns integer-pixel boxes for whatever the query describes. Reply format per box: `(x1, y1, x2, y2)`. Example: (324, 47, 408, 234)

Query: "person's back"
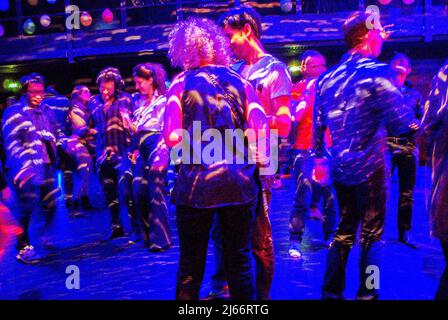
(315, 52, 415, 185)
(172, 65, 258, 208)
(315, 10, 418, 300)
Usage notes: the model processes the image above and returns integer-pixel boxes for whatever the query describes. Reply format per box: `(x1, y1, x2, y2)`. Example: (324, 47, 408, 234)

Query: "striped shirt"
(131, 91, 166, 133)
(2, 96, 62, 183)
(43, 94, 71, 136)
(88, 92, 133, 162)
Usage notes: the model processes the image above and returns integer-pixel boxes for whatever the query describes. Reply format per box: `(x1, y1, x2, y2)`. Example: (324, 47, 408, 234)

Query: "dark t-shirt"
(172, 65, 258, 208)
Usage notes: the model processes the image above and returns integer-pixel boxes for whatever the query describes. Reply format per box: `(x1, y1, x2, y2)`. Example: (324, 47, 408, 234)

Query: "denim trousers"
(322, 169, 386, 300)
(289, 149, 338, 242)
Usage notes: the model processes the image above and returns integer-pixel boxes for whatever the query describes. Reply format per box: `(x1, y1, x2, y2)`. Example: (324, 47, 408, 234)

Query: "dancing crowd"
(0, 6, 447, 300)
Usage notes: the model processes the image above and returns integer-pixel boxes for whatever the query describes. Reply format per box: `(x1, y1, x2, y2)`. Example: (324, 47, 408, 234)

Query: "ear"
(242, 23, 252, 38)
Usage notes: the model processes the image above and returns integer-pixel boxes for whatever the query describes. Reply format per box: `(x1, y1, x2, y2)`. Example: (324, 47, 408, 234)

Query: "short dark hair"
(342, 11, 370, 49)
(20, 72, 45, 92)
(218, 6, 262, 39)
(391, 53, 411, 69)
(300, 50, 324, 62)
(71, 85, 90, 101)
(96, 67, 124, 91)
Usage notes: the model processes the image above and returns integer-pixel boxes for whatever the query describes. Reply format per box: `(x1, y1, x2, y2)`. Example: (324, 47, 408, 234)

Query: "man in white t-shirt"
(207, 6, 292, 300)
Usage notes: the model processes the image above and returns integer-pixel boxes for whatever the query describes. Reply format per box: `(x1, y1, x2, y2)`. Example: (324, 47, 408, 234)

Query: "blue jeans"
(289, 149, 338, 242)
(132, 133, 171, 249)
(176, 199, 256, 300)
(98, 156, 137, 231)
(12, 164, 60, 249)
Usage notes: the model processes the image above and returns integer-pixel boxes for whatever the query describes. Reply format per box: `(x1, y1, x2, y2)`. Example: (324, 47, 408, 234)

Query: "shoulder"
(217, 65, 245, 82)
(131, 92, 140, 101)
(168, 71, 188, 94)
(2, 103, 24, 123)
(118, 92, 132, 103)
(153, 94, 167, 107)
(88, 95, 102, 112)
(434, 62, 448, 85)
(264, 55, 289, 74)
(90, 95, 101, 105)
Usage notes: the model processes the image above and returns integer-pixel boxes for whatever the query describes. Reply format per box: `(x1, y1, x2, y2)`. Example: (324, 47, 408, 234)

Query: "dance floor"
(0, 165, 444, 300)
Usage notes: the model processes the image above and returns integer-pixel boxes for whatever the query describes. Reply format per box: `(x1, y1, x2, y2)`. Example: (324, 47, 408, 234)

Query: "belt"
(387, 137, 409, 145)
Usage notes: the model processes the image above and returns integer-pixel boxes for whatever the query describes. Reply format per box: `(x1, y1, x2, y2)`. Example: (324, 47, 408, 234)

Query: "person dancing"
(313, 11, 419, 299)
(130, 63, 172, 250)
(89, 67, 138, 241)
(164, 17, 268, 300)
(421, 61, 448, 300)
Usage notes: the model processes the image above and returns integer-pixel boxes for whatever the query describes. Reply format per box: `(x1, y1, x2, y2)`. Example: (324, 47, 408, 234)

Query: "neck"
(350, 45, 374, 58)
(104, 97, 114, 107)
(244, 38, 267, 65)
(141, 88, 155, 102)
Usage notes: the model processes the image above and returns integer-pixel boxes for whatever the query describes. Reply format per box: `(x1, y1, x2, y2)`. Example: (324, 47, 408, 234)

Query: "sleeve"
(269, 62, 292, 100)
(377, 69, 417, 136)
(421, 63, 448, 144)
(312, 80, 328, 158)
(2, 108, 34, 175)
(70, 104, 89, 137)
(46, 108, 67, 147)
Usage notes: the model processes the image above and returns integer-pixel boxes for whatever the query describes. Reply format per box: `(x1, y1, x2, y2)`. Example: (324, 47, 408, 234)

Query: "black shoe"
(101, 226, 125, 242)
(399, 231, 418, 249)
(65, 197, 73, 209)
(73, 199, 80, 210)
(80, 196, 94, 211)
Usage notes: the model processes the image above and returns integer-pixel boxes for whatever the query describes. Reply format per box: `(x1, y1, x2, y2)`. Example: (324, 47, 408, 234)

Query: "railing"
(0, 0, 447, 64)
(0, 1, 446, 38)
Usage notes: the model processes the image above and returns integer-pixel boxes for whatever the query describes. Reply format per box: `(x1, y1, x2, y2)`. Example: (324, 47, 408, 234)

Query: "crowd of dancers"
(0, 6, 447, 300)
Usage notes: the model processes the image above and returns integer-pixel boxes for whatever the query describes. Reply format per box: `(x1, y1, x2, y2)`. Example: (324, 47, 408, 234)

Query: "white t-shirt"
(234, 54, 292, 116)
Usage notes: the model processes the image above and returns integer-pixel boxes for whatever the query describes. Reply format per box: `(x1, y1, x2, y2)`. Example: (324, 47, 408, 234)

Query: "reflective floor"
(0, 165, 444, 300)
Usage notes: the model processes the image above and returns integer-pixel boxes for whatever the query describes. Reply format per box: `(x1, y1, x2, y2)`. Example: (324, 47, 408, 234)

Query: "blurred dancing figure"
(387, 53, 423, 248)
(2, 73, 65, 264)
(421, 61, 448, 300)
(130, 63, 172, 250)
(43, 87, 72, 214)
(288, 50, 338, 259)
(89, 67, 137, 241)
(67, 85, 95, 215)
(313, 12, 419, 300)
